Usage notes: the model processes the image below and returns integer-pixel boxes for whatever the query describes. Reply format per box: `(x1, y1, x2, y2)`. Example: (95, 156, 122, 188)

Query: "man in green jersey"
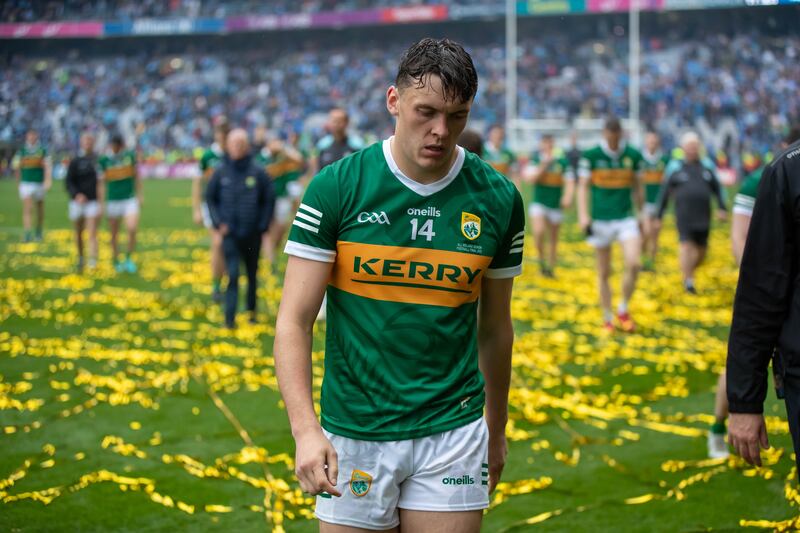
(577, 118, 644, 333)
(274, 38, 524, 532)
(640, 131, 669, 271)
(14, 129, 52, 242)
(194, 119, 229, 301)
(255, 134, 306, 267)
(524, 134, 575, 277)
(99, 134, 141, 273)
(483, 124, 517, 180)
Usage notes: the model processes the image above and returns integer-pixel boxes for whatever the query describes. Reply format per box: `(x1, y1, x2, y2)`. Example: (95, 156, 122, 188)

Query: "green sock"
(710, 422, 726, 435)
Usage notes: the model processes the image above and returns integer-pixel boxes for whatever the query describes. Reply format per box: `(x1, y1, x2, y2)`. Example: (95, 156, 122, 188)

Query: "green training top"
(285, 139, 525, 441)
(99, 150, 137, 201)
(16, 144, 48, 183)
(529, 152, 575, 210)
(199, 143, 223, 182)
(255, 149, 304, 198)
(578, 142, 644, 221)
(733, 167, 764, 216)
(641, 151, 670, 204)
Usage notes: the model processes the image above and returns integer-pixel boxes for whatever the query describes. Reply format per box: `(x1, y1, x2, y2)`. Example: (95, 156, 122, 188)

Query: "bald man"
(206, 129, 275, 329)
(656, 132, 728, 293)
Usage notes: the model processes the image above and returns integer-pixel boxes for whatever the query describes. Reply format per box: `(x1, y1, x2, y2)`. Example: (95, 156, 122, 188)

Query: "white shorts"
(587, 217, 640, 248)
(201, 202, 214, 229)
(68, 200, 100, 221)
(528, 203, 564, 224)
(643, 203, 659, 218)
(19, 182, 45, 200)
(316, 417, 489, 530)
(274, 197, 294, 224)
(106, 198, 139, 219)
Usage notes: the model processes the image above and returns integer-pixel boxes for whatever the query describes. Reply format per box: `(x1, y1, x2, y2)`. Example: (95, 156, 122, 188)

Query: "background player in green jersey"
(577, 118, 644, 333)
(99, 134, 141, 273)
(483, 124, 518, 181)
(13, 129, 52, 242)
(255, 134, 306, 268)
(275, 38, 523, 533)
(194, 119, 229, 301)
(524, 134, 575, 277)
(640, 131, 669, 271)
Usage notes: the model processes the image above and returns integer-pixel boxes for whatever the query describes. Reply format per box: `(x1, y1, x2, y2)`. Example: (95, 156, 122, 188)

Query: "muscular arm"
(478, 276, 515, 492)
(274, 255, 340, 496)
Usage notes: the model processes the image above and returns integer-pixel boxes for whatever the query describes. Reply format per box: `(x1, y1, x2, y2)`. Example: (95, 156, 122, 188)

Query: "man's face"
(603, 128, 622, 150)
(226, 130, 250, 160)
(80, 134, 94, 154)
(645, 133, 660, 153)
(540, 137, 554, 155)
(328, 110, 348, 138)
(387, 75, 471, 178)
(683, 139, 700, 161)
(253, 126, 268, 147)
(489, 127, 504, 147)
(26, 131, 38, 146)
(111, 142, 122, 154)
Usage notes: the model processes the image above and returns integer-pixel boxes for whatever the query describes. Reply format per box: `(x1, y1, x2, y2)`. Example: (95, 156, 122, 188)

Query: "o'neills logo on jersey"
(332, 241, 492, 308)
(407, 207, 441, 218)
(442, 475, 475, 485)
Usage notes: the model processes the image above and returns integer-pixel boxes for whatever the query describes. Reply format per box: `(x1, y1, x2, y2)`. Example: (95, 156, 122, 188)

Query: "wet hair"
(604, 117, 622, 133)
(541, 134, 554, 143)
(458, 129, 483, 157)
(110, 134, 124, 146)
(395, 38, 478, 103)
(785, 126, 800, 146)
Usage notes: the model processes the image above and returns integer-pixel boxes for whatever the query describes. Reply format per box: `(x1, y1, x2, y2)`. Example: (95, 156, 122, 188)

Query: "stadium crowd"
(0, 0, 478, 22)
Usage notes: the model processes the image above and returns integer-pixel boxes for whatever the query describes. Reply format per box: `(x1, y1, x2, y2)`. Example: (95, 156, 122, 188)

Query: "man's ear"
(386, 86, 400, 118)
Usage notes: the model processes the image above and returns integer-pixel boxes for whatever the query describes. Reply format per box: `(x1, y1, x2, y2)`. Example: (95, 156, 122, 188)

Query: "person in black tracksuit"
(65, 132, 100, 271)
(206, 129, 275, 328)
(727, 136, 800, 476)
(656, 132, 727, 294)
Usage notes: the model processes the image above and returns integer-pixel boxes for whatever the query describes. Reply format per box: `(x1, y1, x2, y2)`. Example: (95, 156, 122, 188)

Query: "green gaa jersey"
(578, 142, 644, 221)
(15, 144, 48, 183)
(255, 149, 304, 198)
(733, 167, 763, 216)
(529, 152, 574, 209)
(641, 151, 669, 204)
(99, 150, 137, 201)
(199, 143, 223, 181)
(285, 139, 525, 441)
(483, 142, 516, 177)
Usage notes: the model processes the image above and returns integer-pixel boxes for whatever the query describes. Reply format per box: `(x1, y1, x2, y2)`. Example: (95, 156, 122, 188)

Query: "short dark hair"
(785, 125, 800, 146)
(395, 38, 478, 103)
(541, 134, 554, 142)
(110, 134, 124, 146)
(458, 129, 483, 157)
(604, 117, 622, 133)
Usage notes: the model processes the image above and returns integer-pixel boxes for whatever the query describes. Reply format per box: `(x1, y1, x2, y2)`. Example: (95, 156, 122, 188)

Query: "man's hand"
(579, 214, 591, 234)
(717, 210, 729, 222)
(137, 195, 144, 208)
(75, 193, 87, 204)
(729, 412, 769, 466)
(487, 430, 507, 493)
(294, 427, 341, 497)
(193, 209, 203, 226)
(219, 223, 230, 236)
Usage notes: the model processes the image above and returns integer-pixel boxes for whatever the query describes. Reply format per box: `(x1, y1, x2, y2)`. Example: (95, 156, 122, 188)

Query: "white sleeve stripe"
(295, 211, 321, 225)
(512, 230, 525, 239)
(485, 264, 522, 279)
(292, 220, 320, 234)
(299, 203, 323, 217)
(284, 241, 336, 263)
(732, 206, 754, 216)
(511, 237, 524, 245)
(509, 247, 524, 254)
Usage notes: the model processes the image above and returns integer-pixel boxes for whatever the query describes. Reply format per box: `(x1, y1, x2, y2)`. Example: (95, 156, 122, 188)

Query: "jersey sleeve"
(284, 167, 339, 263)
(486, 187, 525, 279)
(97, 156, 107, 179)
(577, 152, 592, 180)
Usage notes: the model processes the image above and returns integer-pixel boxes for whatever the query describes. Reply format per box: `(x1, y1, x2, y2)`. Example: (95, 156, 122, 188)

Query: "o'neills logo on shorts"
(442, 475, 475, 485)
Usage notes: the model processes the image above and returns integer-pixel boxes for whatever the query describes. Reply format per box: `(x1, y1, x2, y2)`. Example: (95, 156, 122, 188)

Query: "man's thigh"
(399, 509, 481, 533)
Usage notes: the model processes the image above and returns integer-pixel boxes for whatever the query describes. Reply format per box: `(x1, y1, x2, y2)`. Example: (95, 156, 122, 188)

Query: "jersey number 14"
(410, 218, 436, 242)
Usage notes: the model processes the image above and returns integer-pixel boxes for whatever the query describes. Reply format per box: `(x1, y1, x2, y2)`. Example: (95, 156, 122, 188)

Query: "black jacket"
(65, 153, 98, 200)
(205, 155, 275, 238)
(727, 140, 800, 413)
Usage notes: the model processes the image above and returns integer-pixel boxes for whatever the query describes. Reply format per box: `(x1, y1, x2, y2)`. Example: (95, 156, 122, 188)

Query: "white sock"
(617, 301, 629, 314)
(603, 309, 614, 322)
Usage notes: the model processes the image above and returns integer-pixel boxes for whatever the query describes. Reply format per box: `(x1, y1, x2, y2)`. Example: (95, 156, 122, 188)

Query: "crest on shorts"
(350, 469, 372, 497)
(461, 212, 481, 241)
